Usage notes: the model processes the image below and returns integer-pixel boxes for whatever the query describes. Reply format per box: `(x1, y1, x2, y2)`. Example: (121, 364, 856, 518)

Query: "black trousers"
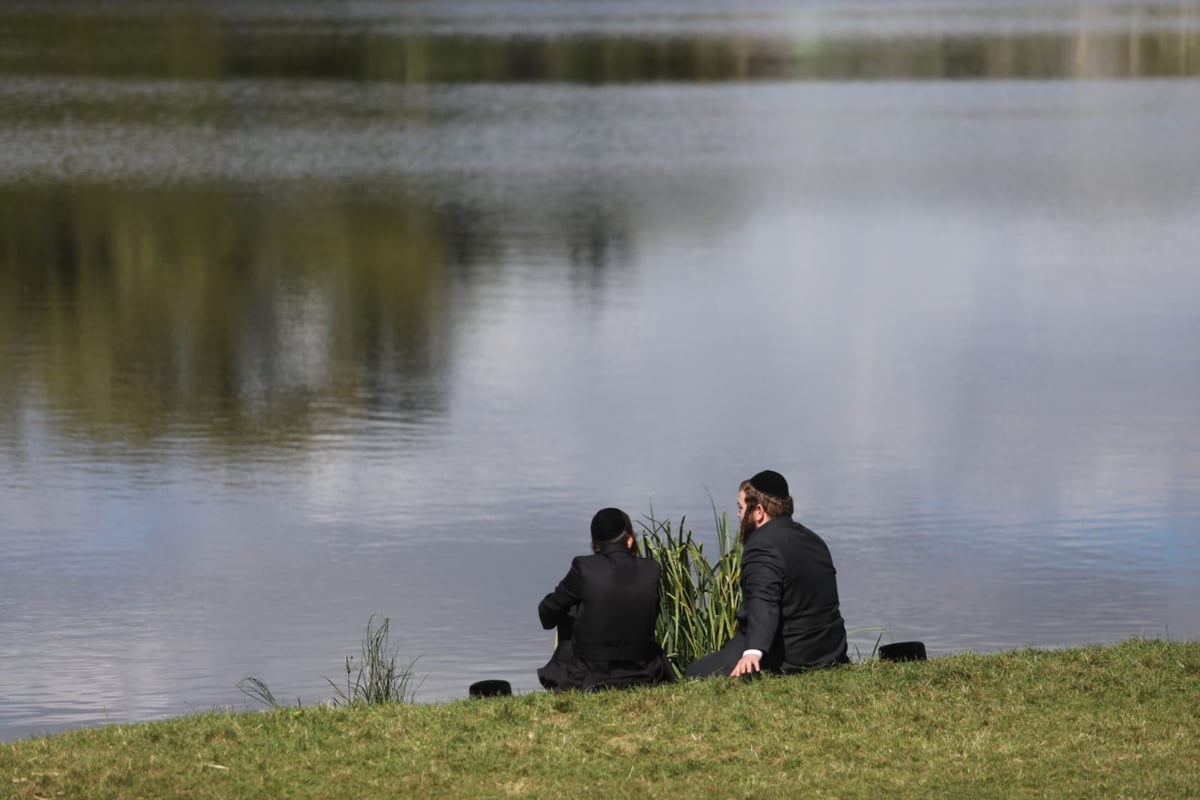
(684, 632, 783, 678)
(539, 620, 675, 692)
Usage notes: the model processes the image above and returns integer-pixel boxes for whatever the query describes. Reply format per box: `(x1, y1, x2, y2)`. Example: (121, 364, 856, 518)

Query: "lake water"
(2, 0, 1199, 742)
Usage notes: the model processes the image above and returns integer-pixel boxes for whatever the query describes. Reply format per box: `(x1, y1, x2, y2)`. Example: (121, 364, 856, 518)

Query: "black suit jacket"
(537, 542, 673, 690)
(738, 516, 849, 671)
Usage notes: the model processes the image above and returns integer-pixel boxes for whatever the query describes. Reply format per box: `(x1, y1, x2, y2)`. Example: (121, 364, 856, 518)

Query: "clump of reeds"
(238, 614, 420, 710)
(639, 505, 741, 676)
(328, 615, 421, 706)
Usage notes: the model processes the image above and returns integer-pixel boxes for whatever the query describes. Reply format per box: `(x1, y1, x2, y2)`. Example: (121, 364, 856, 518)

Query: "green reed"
(328, 615, 421, 707)
(639, 504, 742, 675)
(239, 615, 420, 710)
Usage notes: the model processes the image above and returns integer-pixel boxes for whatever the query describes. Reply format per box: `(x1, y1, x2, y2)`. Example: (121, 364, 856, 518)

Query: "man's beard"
(738, 512, 759, 544)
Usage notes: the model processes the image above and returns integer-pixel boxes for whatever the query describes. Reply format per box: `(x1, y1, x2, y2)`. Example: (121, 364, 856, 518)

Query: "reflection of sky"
(3, 59, 1200, 741)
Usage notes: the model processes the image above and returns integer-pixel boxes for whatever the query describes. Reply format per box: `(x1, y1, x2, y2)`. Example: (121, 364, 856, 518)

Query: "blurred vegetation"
(3, 0, 1197, 455)
(0, 4, 1197, 84)
(0, 183, 455, 449)
(0, 171, 636, 454)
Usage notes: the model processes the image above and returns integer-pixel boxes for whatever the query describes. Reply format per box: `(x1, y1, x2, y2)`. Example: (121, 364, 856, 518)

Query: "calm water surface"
(2, 0, 1199, 741)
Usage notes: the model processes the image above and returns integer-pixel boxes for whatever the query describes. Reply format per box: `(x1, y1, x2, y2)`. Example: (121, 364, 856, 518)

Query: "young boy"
(537, 507, 675, 691)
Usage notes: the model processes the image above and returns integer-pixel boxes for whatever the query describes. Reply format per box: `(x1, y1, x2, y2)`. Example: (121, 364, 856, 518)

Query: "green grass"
(4, 639, 1198, 799)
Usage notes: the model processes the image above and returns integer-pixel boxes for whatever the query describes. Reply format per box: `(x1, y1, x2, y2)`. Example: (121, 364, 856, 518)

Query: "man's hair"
(739, 479, 795, 520)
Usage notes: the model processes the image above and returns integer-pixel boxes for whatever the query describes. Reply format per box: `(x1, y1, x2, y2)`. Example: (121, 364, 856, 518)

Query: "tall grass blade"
(236, 676, 282, 710)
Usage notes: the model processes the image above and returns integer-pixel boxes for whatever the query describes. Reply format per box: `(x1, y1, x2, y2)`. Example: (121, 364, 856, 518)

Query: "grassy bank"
(4, 640, 1198, 799)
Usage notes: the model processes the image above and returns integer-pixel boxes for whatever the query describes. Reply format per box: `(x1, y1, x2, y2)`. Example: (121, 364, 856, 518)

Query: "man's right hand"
(730, 651, 761, 677)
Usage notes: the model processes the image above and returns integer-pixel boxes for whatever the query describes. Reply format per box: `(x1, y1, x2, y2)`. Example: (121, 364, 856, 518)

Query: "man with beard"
(537, 507, 676, 692)
(685, 470, 849, 678)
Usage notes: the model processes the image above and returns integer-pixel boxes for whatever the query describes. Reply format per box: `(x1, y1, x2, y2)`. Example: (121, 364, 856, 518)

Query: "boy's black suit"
(537, 542, 675, 691)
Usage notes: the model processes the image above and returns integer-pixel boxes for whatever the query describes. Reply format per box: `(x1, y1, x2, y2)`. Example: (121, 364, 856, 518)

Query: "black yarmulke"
(590, 507, 628, 542)
(749, 470, 789, 498)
